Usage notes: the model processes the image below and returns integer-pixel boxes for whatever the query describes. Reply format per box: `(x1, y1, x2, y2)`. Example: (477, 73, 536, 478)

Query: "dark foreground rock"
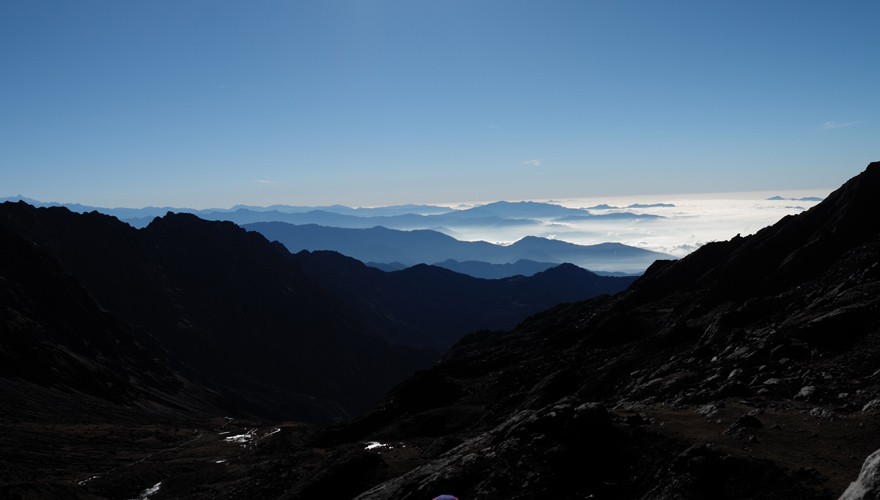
(3, 162, 880, 499)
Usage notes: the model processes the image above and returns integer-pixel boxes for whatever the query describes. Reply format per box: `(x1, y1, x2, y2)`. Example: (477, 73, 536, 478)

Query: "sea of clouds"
(442, 190, 829, 258)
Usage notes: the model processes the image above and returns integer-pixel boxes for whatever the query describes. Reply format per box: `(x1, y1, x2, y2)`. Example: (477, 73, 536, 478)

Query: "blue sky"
(1, 1, 877, 208)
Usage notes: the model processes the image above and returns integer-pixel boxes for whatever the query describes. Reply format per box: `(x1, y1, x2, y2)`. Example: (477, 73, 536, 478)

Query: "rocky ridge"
(298, 162, 880, 499)
(2, 163, 879, 499)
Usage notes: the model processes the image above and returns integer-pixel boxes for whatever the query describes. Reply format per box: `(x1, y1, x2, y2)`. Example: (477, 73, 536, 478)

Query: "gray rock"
(862, 399, 880, 413)
(809, 407, 835, 420)
(840, 448, 880, 499)
(796, 386, 816, 399)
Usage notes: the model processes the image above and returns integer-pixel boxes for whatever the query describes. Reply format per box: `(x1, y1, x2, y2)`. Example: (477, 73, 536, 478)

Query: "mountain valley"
(1, 163, 878, 499)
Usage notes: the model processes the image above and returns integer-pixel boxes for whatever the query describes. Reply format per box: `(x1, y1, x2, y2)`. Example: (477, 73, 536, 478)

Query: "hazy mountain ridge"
(0, 203, 435, 422)
(0, 163, 867, 498)
(0, 202, 633, 419)
(292, 250, 636, 350)
(431, 258, 562, 279)
(246, 222, 672, 274)
(0, 195, 667, 236)
(308, 161, 879, 498)
(767, 195, 825, 202)
(225, 162, 879, 499)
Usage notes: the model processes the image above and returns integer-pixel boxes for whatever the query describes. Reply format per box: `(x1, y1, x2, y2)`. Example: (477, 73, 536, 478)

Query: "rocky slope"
(292, 250, 635, 350)
(4, 163, 878, 499)
(269, 161, 880, 499)
(0, 202, 630, 421)
(0, 205, 435, 422)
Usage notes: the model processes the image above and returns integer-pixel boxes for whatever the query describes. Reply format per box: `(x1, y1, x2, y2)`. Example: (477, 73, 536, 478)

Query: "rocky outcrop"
(289, 162, 880, 498)
(841, 448, 880, 500)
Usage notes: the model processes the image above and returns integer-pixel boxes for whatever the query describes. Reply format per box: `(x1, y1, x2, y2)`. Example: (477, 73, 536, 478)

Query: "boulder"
(840, 448, 880, 500)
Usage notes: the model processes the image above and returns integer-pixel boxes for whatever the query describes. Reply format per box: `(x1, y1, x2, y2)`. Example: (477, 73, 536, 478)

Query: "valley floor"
(4, 393, 873, 499)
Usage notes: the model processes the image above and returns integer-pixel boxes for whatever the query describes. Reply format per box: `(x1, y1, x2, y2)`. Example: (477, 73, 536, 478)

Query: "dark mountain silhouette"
(0, 203, 436, 422)
(434, 259, 639, 279)
(246, 222, 671, 273)
(291, 251, 636, 350)
(0, 201, 635, 498)
(4, 164, 874, 499)
(432, 258, 559, 278)
(0, 224, 221, 414)
(288, 161, 877, 498)
(178, 161, 879, 499)
(0, 202, 632, 420)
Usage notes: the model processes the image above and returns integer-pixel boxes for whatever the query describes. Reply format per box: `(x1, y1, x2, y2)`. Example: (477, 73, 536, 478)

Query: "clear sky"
(1, 1, 877, 209)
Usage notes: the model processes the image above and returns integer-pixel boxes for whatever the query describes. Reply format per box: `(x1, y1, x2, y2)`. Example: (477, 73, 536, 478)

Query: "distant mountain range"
(431, 258, 559, 278)
(0, 196, 664, 230)
(292, 251, 636, 350)
(0, 203, 430, 422)
(1, 163, 873, 499)
(766, 195, 825, 202)
(0, 201, 635, 422)
(281, 163, 879, 499)
(370, 259, 636, 279)
(587, 202, 676, 209)
(245, 222, 672, 274)
(0, 196, 671, 274)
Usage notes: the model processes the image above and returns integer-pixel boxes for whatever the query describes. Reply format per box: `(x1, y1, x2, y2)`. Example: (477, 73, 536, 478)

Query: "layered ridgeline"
(246, 223, 669, 275)
(226, 161, 879, 499)
(0, 203, 634, 422)
(0, 204, 431, 422)
(0, 197, 662, 231)
(1, 196, 671, 276)
(292, 251, 635, 350)
(6, 160, 873, 499)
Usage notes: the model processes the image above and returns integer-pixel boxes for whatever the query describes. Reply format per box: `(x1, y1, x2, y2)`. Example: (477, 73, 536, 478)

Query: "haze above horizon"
(2, 1, 877, 209)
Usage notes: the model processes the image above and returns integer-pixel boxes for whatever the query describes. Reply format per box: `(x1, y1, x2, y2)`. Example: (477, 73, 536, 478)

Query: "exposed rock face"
(841, 448, 880, 500)
(0, 224, 195, 407)
(284, 162, 880, 499)
(3, 162, 880, 499)
(0, 200, 630, 421)
(0, 204, 435, 422)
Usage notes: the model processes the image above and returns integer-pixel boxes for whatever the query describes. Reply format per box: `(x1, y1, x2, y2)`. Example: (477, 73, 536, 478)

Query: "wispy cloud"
(522, 158, 543, 167)
(253, 179, 275, 184)
(821, 120, 864, 130)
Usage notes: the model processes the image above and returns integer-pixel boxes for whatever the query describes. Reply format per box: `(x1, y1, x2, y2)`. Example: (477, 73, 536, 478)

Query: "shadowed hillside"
(0, 204, 434, 422)
(4, 163, 877, 499)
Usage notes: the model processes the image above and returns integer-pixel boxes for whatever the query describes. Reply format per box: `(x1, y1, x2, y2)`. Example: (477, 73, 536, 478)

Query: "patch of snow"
(224, 429, 256, 444)
(364, 441, 387, 451)
(129, 482, 161, 500)
(77, 474, 101, 486)
(215, 459, 227, 464)
(263, 427, 281, 438)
